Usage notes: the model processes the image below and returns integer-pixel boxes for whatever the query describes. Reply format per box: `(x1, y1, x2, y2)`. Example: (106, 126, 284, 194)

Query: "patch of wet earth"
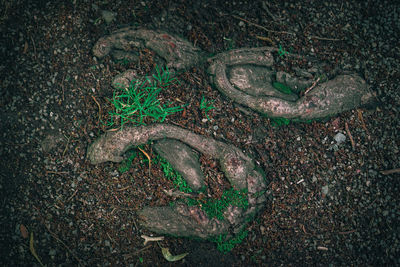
(1, 0, 399, 266)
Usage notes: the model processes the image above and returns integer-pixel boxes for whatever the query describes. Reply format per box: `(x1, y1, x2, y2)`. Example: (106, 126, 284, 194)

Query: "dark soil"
(1, 0, 399, 266)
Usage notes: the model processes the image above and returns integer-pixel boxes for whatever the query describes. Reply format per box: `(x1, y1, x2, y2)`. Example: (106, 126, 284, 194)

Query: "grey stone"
(334, 132, 346, 144)
(112, 69, 139, 89)
(101, 10, 116, 24)
(322, 185, 329, 195)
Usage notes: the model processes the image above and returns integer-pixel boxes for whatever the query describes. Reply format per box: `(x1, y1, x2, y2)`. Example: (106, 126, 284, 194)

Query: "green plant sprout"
(277, 44, 289, 58)
(152, 65, 180, 88)
(223, 37, 235, 50)
(107, 65, 184, 130)
(200, 96, 216, 120)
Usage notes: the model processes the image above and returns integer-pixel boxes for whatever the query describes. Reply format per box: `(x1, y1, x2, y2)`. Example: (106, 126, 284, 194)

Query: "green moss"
(155, 155, 193, 193)
(272, 81, 293, 95)
(210, 226, 249, 253)
(270, 117, 291, 127)
(201, 188, 248, 220)
(118, 150, 137, 173)
(114, 57, 130, 66)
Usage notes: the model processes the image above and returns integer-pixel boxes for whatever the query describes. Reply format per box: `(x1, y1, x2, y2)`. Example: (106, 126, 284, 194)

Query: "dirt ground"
(1, 0, 399, 266)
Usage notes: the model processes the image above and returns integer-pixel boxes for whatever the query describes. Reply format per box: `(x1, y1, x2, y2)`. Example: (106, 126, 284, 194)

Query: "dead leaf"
(23, 41, 28, 54)
(20, 224, 29, 239)
(138, 147, 151, 176)
(29, 232, 44, 267)
(256, 35, 275, 45)
(161, 247, 188, 262)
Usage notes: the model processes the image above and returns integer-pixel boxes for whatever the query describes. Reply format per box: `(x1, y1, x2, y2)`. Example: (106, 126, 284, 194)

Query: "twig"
(30, 35, 37, 59)
(138, 147, 151, 176)
(338, 229, 356, 235)
(61, 74, 65, 102)
(45, 171, 69, 175)
(256, 35, 275, 45)
(106, 232, 117, 245)
(141, 235, 164, 245)
(44, 224, 84, 266)
(261, 1, 278, 21)
(380, 168, 400, 175)
(117, 185, 130, 191)
(357, 109, 370, 140)
(123, 245, 152, 259)
(113, 194, 121, 204)
(67, 188, 79, 202)
(345, 122, 355, 150)
(231, 14, 296, 36)
(301, 224, 308, 234)
(62, 135, 70, 157)
(163, 189, 198, 198)
(309, 35, 343, 41)
(91, 95, 102, 125)
(304, 77, 320, 95)
(134, 245, 152, 254)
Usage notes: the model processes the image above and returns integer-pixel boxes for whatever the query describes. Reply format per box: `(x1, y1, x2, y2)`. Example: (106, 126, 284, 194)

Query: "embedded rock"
(111, 69, 138, 89)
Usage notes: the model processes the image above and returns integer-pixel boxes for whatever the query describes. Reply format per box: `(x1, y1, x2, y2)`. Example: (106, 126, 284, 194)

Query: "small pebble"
(334, 132, 346, 144)
(322, 185, 329, 195)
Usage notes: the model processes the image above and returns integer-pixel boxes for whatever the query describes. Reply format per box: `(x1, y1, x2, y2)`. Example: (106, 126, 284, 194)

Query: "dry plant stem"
(338, 229, 356, 235)
(345, 122, 355, 150)
(137, 147, 151, 177)
(304, 77, 320, 95)
(231, 14, 296, 36)
(87, 124, 267, 238)
(44, 223, 84, 266)
(141, 235, 164, 245)
(163, 189, 198, 198)
(62, 136, 70, 157)
(380, 168, 400, 175)
(357, 109, 371, 139)
(91, 95, 102, 125)
(309, 35, 343, 41)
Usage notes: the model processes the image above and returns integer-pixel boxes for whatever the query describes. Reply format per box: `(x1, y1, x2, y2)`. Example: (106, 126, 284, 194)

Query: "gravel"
(1, 0, 399, 266)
